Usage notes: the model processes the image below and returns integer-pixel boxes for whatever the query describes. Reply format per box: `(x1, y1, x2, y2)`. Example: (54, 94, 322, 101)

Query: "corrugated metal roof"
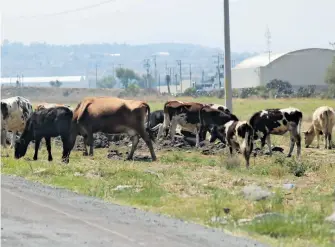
(1, 76, 86, 84)
(234, 52, 287, 69)
(234, 48, 335, 69)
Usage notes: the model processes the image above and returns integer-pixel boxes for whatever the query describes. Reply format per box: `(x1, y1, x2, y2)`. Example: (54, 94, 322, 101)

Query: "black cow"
(14, 106, 76, 163)
(249, 107, 303, 158)
(148, 110, 164, 128)
(200, 105, 239, 144)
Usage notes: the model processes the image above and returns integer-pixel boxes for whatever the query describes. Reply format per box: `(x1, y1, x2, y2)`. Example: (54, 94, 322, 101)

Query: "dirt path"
(1, 175, 268, 247)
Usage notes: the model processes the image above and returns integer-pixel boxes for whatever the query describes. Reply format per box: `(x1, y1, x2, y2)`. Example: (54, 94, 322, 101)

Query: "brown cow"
(156, 100, 208, 147)
(71, 96, 157, 161)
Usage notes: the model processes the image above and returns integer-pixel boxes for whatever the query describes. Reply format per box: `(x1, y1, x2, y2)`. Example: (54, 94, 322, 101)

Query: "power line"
(18, 0, 117, 19)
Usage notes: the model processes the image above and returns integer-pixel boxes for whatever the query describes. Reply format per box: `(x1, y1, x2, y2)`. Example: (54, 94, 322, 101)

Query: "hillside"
(1, 41, 256, 80)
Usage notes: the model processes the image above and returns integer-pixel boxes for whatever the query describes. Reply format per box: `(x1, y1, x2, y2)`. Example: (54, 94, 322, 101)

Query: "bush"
(183, 87, 196, 96)
(296, 85, 316, 98)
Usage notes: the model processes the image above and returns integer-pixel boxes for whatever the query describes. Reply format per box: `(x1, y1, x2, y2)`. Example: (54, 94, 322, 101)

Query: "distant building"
(231, 48, 335, 89)
(0, 76, 89, 88)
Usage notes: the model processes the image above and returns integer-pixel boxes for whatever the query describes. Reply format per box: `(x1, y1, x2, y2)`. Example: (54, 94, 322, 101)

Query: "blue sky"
(2, 0, 334, 52)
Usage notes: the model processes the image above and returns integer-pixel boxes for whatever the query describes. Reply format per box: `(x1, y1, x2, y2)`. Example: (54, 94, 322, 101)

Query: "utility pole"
(265, 26, 272, 63)
(201, 70, 205, 84)
(95, 63, 98, 87)
(158, 74, 161, 93)
(176, 60, 182, 92)
(213, 53, 224, 88)
(189, 64, 192, 88)
(118, 64, 123, 69)
(143, 59, 151, 89)
(152, 55, 157, 87)
(223, 0, 233, 112)
(174, 69, 178, 93)
(330, 42, 335, 50)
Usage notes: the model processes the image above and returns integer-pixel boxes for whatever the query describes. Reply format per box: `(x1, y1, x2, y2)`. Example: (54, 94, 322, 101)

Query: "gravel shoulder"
(1, 174, 269, 247)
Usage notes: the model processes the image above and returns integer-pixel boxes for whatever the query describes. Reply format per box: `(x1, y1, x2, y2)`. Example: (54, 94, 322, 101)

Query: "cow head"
(14, 138, 29, 159)
(303, 127, 316, 148)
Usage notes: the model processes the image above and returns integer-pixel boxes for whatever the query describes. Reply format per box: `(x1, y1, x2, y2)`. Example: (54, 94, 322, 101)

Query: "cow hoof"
(48, 157, 53, 162)
(152, 157, 157, 162)
(83, 152, 88, 156)
(125, 157, 133, 161)
(33, 156, 38, 161)
(287, 154, 292, 158)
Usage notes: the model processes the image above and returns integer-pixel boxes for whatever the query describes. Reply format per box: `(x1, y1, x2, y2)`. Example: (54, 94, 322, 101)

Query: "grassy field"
(2, 97, 335, 247)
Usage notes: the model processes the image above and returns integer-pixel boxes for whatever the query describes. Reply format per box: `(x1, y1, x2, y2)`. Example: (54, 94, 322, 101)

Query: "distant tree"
(97, 76, 116, 88)
(140, 74, 154, 88)
(266, 79, 293, 96)
(49, 80, 62, 87)
(296, 85, 316, 98)
(165, 74, 171, 94)
(115, 68, 140, 88)
(325, 57, 335, 86)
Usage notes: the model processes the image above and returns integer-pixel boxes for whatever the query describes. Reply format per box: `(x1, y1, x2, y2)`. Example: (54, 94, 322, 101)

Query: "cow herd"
(1, 95, 334, 167)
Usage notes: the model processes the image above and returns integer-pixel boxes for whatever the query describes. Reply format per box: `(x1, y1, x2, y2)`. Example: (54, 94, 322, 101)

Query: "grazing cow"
(1, 96, 33, 148)
(219, 121, 254, 168)
(157, 100, 208, 147)
(303, 106, 335, 149)
(71, 96, 156, 161)
(35, 103, 72, 111)
(14, 106, 75, 163)
(200, 105, 239, 144)
(249, 107, 303, 158)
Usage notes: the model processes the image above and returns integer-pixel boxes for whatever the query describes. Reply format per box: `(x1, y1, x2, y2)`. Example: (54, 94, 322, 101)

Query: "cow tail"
(297, 112, 303, 136)
(143, 103, 155, 142)
(75, 100, 92, 123)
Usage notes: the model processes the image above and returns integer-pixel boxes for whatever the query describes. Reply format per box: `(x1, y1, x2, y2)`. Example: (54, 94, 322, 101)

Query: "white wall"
(231, 67, 261, 88)
(261, 49, 335, 87)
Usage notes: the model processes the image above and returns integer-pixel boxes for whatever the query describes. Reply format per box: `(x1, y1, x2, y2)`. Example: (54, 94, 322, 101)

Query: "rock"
(113, 185, 133, 191)
(253, 212, 286, 222)
(210, 216, 227, 225)
(325, 212, 335, 223)
(144, 170, 161, 178)
(283, 183, 295, 190)
(242, 185, 272, 201)
(233, 178, 245, 186)
(238, 219, 252, 225)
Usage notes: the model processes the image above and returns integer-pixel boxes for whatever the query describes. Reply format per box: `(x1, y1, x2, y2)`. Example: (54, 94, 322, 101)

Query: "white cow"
(1, 96, 33, 148)
(303, 106, 335, 149)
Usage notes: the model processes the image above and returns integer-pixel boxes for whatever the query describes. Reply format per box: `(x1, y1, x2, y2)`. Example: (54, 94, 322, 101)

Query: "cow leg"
(45, 137, 53, 161)
(126, 135, 139, 160)
(82, 135, 89, 156)
(61, 136, 71, 163)
(1, 129, 7, 148)
(33, 138, 41, 160)
(87, 132, 94, 156)
(195, 128, 200, 148)
(169, 119, 178, 144)
(10, 131, 17, 149)
(328, 133, 332, 150)
(265, 135, 272, 156)
(316, 130, 320, 148)
(138, 129, 157, 161)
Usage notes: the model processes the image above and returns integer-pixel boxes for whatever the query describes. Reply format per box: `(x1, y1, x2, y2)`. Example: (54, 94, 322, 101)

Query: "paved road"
(1, 175, 268, 247)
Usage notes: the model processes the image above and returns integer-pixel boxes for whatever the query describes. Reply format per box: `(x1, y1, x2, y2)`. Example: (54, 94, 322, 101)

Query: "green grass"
(3, 97, 335, 247)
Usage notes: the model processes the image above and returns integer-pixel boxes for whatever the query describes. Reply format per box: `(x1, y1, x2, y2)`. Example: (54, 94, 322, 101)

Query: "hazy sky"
(2, 0, 334, 52)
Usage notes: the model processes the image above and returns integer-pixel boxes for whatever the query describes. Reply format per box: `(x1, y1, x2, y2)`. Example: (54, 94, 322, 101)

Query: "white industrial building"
(0, 76, 90, 88)
(232, 48, 335, 89)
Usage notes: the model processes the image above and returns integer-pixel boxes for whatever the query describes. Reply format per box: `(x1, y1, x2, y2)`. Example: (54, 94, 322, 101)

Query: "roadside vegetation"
(2, 97, 335, 247)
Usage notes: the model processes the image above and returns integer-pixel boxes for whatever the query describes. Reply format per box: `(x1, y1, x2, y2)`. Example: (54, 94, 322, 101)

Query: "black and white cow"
(1, 96, 33, 148)
(249, 107, 303, 158)
(157, 100, 208, 147)
(14, 106, 75, 163)
(219, 120, 254, 168)
(208, 103, 231, 114)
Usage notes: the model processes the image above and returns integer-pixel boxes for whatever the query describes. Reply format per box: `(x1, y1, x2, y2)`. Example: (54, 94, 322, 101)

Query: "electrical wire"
(18, 0, 117, 19)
